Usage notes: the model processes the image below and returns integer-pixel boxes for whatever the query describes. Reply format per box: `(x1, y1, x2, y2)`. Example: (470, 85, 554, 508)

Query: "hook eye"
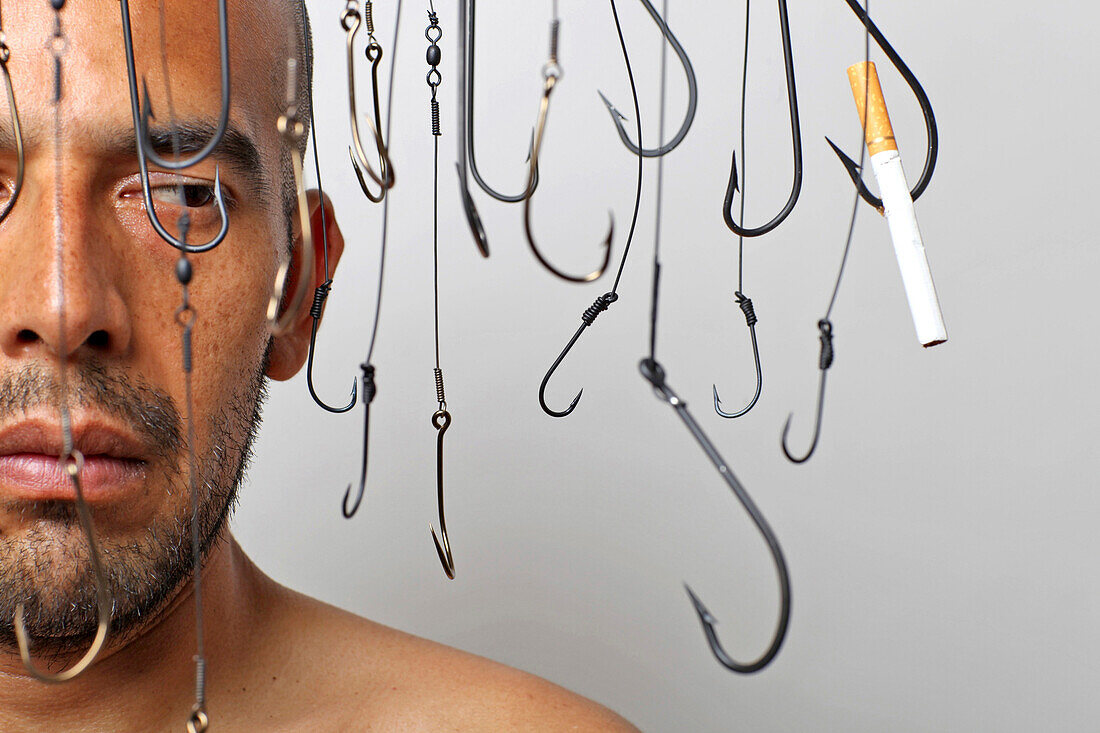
(432, 410, 451, 431)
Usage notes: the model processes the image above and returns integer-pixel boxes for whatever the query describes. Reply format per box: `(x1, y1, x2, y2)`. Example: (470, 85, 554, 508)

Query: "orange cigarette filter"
(847, 61, 898, 155)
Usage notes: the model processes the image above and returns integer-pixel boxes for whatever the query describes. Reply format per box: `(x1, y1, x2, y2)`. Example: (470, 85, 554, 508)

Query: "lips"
(0, 418, 150, 502)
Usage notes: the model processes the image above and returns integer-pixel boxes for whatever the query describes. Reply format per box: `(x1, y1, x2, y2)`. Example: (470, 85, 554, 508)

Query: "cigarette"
(848, 62, 947, 348)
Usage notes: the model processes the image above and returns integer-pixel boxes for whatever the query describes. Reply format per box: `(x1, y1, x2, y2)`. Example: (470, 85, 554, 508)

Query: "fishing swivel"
(523, 11, 613, 283)
(825, 0, 937, 214)
(781, 319, 833, 464)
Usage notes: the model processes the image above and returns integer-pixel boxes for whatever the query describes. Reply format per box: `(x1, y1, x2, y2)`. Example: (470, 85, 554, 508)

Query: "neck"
(0, 533, 268, 733)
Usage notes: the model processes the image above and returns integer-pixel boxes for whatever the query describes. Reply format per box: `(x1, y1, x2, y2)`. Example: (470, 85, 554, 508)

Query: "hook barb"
(598, 0, 697, 158)
(722, 0, 803, 238)
(15, 453, 112, 683)
(827, 0, 939, 211)
(640, 357, 791, 674)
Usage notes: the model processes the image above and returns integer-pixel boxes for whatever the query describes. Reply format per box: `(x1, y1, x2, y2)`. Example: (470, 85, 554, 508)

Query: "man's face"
(0, 1, 303, 654)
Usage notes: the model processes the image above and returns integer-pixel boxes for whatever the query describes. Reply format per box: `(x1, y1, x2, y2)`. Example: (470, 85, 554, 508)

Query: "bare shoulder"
(260, 582, 640, 732)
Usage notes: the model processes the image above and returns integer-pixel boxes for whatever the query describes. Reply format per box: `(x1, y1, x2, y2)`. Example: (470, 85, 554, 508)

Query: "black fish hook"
(539, 293, 618, 417)
(300, 10, 357, 414)
(825, 0, 938, 214)
(597, 0, 696, 158)
(455, 0, 490, 257)
(342, 364, 377, 518)
(713, 291, 762, 419)
(781, 319, 833, 464)
(120, 0, 231, 171)
(119, 0, 231, 254)
(306, 281, 357, 413)
(640, 358, 791, 673)
(722, 0, 802, 238)
(465, 0, 539, 202)
(430, 408, 455, 579)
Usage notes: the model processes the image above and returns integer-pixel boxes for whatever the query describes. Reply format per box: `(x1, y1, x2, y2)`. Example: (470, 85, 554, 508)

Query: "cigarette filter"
(848, 61, 947, 348)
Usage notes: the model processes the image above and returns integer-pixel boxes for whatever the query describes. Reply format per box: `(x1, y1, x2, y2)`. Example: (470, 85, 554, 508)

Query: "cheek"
(155, 220, 280, 435)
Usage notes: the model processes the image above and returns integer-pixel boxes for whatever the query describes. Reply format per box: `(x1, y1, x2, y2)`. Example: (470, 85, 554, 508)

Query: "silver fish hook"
(15, 451, 112, 683)
(0, 13, 24, 226)
(523, 16, 613, 284)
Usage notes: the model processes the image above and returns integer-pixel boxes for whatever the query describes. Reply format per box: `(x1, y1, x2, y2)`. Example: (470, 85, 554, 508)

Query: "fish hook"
(342, 364, 377, 518)
(824, 0, 938, 214)
(0, 22, 24, 226)
(118, 0, 231, 254)
(523, 17, 613, 284)
(121, 0, 231, 172)
(455, 0, 490, 257)
(781, 319, 833, 464)
(722, 0, 803, 239)
(597, 0, 696, 158)
(267, 61, 316, 337)
(305, 281, 357, 412)
(429, 408, 455, 579)
(465, 0, 539, 202)
(342, 2, 396, 203)
(539, 293, 617, 417)
(639, 357, 790, 673)
(15, 451, 112, 682)
(713, 291, 762, 419)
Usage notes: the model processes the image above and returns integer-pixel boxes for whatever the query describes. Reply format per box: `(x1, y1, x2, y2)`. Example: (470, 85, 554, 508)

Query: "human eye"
(149, 180, 217, 210)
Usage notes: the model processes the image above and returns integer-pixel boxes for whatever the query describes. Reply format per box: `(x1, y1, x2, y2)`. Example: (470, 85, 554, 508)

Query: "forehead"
(2, 0, 293, 168)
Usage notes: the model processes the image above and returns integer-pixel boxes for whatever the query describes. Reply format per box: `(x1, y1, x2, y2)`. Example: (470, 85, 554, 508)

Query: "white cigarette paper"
(849, 62, 947, 348)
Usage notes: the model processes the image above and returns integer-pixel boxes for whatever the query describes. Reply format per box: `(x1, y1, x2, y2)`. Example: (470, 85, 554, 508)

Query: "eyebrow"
(128, 122, 275, 202)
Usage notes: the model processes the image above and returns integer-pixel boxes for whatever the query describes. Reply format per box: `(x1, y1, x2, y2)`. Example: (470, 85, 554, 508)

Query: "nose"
(0, 177, 132, 362)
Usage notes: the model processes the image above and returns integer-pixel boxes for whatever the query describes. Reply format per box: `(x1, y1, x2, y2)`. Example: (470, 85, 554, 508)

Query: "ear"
(266, 189, 345, 381)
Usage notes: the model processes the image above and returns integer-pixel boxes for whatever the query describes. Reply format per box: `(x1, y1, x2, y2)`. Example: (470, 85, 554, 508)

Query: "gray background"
(232, 1, 1099, 730)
